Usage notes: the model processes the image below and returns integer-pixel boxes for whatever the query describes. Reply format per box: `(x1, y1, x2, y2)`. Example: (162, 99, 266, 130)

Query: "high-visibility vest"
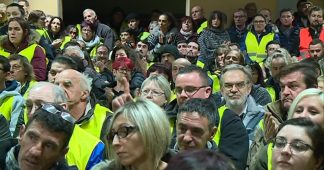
(79, 104, 112, 139)
(267, 142, 274, 170)
(0, 44, 43, 62)
(197, 21, 208, 34)
(213, 105, 227, 146)
(266, 86, 276, 102)
(67, 125, 103, 170)
(0, 96, 15, 121)
(246, 32, 275, 63)
(298, 27, 324, 60)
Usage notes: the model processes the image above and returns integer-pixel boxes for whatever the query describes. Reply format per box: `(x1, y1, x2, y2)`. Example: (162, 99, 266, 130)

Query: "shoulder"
(91, 160, 115, 170)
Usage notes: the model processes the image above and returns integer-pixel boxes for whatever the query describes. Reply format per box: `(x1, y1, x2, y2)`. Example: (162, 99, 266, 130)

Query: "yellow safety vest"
(0, 44, 40, 62)
(267, 142, 274, 170)
(66, 125, 103, 170)
(60, 36, 72, 50)
(266, 86, 276, 102)
(196, 60, 205, 69)
(245, 32, 274, 63)
(213, 105, 227, 146)
(197, 21, 208, 34)
(79, 104, 112, 138)
(207, 71, 220, 93)
(0, 96, 15, 121)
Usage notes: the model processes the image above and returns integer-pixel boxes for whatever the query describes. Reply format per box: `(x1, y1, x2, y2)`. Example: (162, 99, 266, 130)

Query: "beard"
(223, 93, 249, 109)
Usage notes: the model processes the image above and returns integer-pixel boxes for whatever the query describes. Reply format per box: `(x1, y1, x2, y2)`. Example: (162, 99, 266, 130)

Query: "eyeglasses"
(107, 126, 137, 143)
(70, 31, 77, 35)
(177, 44, 187, 49)
(254, 20, 265, 24)
(118, 68, 131, 73)
(40, 104, 75, 124)
(11, 65, 23, 71)
(272, 137, 313, 154)
(174, 86, 207, 97)
(223, 82, 247, 91)
(141, 89, 164, 97)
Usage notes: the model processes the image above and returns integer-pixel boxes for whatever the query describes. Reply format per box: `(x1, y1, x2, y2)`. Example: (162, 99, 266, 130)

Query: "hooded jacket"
(0, 80, 24, 137)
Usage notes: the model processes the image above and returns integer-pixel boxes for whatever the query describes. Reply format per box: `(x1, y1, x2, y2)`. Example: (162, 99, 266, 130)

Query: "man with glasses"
(0, 55, 24, 137)
(5, 103, 74, 170)
(219, 64, 264, 145)
(168, 65, 249, 170)
(25, 82, 105, 170)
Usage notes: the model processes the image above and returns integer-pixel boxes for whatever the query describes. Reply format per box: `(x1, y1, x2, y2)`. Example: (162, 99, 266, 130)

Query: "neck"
(0, 81, 5, 91)
(236, 25, 245, 30)
(229, 103, 246, 116)
(69, 101, 87, 121)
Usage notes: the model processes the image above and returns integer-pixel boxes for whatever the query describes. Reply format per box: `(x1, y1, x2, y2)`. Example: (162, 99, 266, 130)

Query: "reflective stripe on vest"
(267, 142, 274, 170)
(66, 125, 102, 170)
(197, 21, 208, 34)
(299, 28, 324, 59)
(213, 105, 227, 146)
(246, 32, 275, 63)
(0, 96, 15, 121)
(79, 104, 112, 138)
(266, 86, 276, 102)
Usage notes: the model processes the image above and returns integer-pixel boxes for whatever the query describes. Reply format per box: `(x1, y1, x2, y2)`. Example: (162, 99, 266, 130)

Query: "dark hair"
(159, 12, 178, 30)
(166, 149, 236, 170)
(278, 63, 318, 89)
(65, 24, 79, 37)
(47, 16, 65, 38)
(308, 6, 323, 16)
(27, 10, 45, 24)
(181, 16, 194, 30)
(178, 98, 216, 129)
(177, 65, 209, 86)
(8, 54, 35, 81)
(6, 3, 25, 17)
(111, 44, 131, 61)
(279, 8, 293, 17)
(300, 58, 321, 76)
(80, 21, 96, 32)
(26, 104, 74, 149)
(247, 61, 265, 86)
(0, 55, 11, 72)
(96, 44, 110, 53)
(147, 63, 172, 82)
(52, 55, 78, 71)
(8, 17, 30, 40)
(309, 38, 324, 48)
(253, 13, 267, 22)
(266, 40, 280, 51)
(276, 117, 324, 161)
(208, 10, 227, 29)
(62, 40, 82, 50)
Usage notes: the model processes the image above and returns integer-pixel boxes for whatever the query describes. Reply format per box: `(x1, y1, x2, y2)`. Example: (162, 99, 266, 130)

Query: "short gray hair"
(141, 75, 172, 102)
(79, 73, 93, 92)
(30, 82, 67, 103)
(220, 64, 253, 87)
(63, 46, 85, 59)
(83, 8, 96, 16)
(264, 48, 295, 69)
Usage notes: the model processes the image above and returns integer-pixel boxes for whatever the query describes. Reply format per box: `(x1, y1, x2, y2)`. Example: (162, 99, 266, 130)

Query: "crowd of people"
(0, 0, 323, 169)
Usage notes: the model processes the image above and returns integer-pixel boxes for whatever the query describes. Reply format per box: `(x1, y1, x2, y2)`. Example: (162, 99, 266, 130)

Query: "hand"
(111, 77, 133, 112)
(264, 112, 280, 142)
(52, 39, 63, 48)
(95, 61, 106, 72)
(158, 33, 165, 44)
(167, 34, 173, 44)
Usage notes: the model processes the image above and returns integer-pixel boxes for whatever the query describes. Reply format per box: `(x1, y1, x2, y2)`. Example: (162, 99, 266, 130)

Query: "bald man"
(54, 69, 112, 139)
(191, 5, 207, 32)
(172, 58, 191, 82)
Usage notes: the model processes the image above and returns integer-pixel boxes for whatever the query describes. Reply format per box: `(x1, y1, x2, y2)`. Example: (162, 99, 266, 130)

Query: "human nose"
(30, 142, 42, 157)
(112, 134, 121, 146)
(182, 130, 193, 142)
(280, 143, 293, 155)
(282, 86, 291, 95)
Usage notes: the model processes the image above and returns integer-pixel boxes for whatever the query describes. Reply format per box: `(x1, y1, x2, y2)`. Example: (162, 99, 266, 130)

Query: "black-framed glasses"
(272, 136, 313, 154)
(174, 86, 207, 97)
(107, 126, 137, 143)
(40, 104, 75, 124)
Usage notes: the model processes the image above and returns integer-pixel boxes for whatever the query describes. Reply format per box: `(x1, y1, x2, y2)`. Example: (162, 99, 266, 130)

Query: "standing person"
(17, 0, 29, 20)
(293, 0, 312, 28)
(298, 6, 324, 60)
(191, 5, 207, 32)
(198, 10, 230, 62)
(277, 8, 300, 57)
(0, 3, 25, 35)
(0, 17, 46, 81)
(78, 21, 102, 58)
(93, 99, 170, 170)
(227, 8, 248, 45)
(83, 8, 118, 50)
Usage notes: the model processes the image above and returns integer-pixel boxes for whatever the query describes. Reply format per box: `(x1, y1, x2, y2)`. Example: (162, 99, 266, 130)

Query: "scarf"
(180, 29, 193, 40)
(78, 35, 101, 51)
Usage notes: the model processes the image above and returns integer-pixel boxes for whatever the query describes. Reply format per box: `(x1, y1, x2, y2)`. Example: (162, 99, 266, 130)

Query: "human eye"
(49, 70, 57, 76)
(191, 128, 204, 137)
(185, 86, 197, 93)
(27, 132, 38, 142)
(44, 142, 56, 151)
(295, 107, 303, 114)
(274, 137, 286, 148)
(291, 140, 310, 152)
(175, 87, 183, 94)
(117, 127, 128, 138)
(177, 124, 187, 134)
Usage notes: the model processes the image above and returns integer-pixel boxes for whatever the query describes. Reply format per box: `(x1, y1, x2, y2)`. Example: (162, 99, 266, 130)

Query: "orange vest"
(298, 27, 324, 60)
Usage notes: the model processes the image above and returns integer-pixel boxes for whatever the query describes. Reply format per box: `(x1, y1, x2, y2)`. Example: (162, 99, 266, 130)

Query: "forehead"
(310, 10, 323, 16)
(56, 71, 80, 83)
(159, 15, 168, 20)
(277, 125, 310, 142)
(52, 18, 61, 24)
(176, 72, 203, 86)
(188, 42, 198, 47)
(281, 11, 293, 16)
(6, 6, 21, 13)
(51, 62, 69, 70)
(28, 86, 55, 102)
(280, 71, 305, 84)
(113, 114, 133, 128)
(309, 44, 323, 49)
(192, 6, 202, 12)
(143, 81, 160, 89)
(254, 16, 265, 21)
(10, 59, 21, 65)
(84, 10, 94, 16)
(223, 70, 246, 81)
(178, 112, 209, 128)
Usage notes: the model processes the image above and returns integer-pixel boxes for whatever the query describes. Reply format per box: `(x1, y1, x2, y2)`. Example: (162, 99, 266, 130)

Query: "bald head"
(83, 8, 97, 24)
(172, 58, 192, 82)
(191, 5, 204, 20)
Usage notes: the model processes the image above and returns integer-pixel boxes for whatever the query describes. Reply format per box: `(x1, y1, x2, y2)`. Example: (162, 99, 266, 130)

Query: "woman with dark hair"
(272, 118, 324, 170)
(248, 61, 265, 87)
(44, 16, 69, 51)
(147, 12, 178, 51)
(65, 24, 79, 40)
(0, 17, 46, 81)
(198, 10, 230, 62)
(78, 21, 102, 58)
(175, 16, 198, 44)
